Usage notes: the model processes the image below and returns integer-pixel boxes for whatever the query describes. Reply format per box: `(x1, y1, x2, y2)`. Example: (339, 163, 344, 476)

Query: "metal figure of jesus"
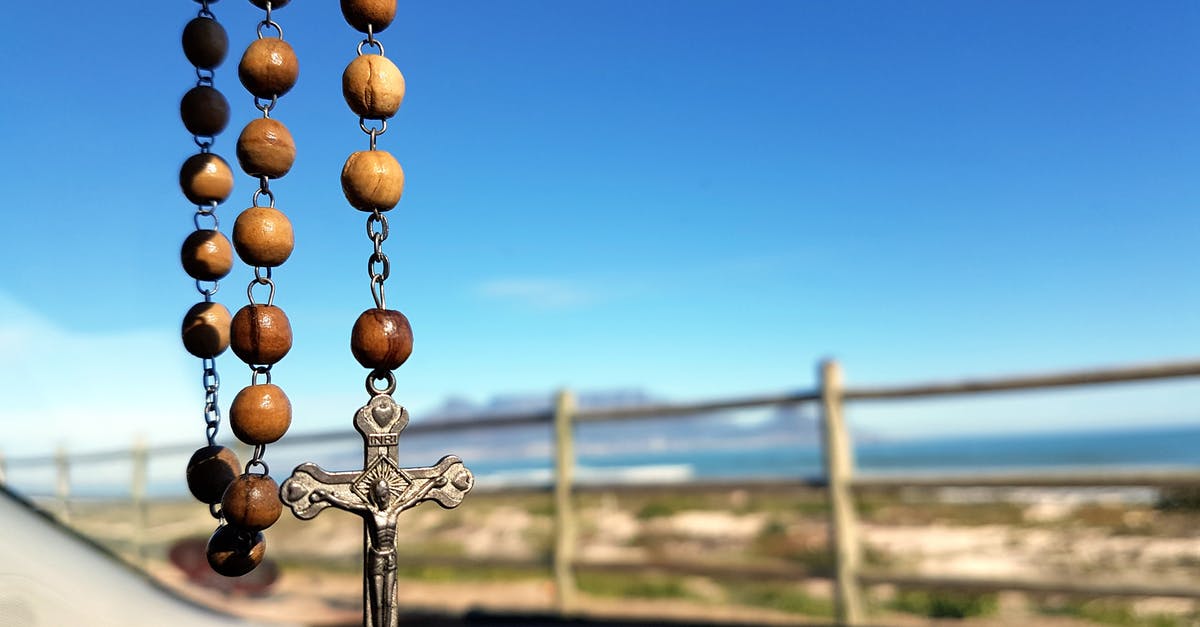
(280, 393, 473, 627)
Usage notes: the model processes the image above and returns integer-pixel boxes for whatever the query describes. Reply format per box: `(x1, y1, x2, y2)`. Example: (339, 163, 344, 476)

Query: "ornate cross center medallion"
(281, 394, 474, 627)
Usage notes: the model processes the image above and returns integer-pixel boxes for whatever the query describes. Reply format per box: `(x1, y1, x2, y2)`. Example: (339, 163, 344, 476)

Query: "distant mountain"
(421, 389, 660, 420)
(407, 389, 831, 463)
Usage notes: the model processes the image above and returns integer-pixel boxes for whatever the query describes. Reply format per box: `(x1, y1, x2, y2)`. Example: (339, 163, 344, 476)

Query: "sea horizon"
(6, 422, 1197, 498)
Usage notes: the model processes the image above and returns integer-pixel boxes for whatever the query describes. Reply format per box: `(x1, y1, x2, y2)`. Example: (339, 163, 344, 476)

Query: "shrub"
(891, 588, 997, 619)
(1157, 486, 1200, 512)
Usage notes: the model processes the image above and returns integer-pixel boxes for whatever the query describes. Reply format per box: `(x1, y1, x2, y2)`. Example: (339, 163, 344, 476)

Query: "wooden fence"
(4, 358, 1200, 625)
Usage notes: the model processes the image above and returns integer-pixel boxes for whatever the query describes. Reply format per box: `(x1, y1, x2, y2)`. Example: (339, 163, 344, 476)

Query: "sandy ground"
(151, 565, 1134, 627)
(152, 559, 831, 626)
(44, 489, 1200, 626)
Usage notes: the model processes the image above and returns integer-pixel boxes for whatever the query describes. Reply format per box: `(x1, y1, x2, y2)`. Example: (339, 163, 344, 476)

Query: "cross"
(280, 394, 474, 627)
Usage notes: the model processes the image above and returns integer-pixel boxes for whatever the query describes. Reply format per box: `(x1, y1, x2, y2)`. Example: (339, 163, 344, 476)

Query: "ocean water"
(471, 424, 1200, 487)
(10, 425, 1198, 497)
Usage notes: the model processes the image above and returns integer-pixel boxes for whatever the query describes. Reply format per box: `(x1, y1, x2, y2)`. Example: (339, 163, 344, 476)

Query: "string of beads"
(204, 0, 300, 578)
(179, 0, 244, 539)
(339, 0, 415, 398)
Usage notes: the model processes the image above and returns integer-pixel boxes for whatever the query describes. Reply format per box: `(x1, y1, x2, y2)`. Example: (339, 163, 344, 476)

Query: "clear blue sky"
(0, 1, 1197, 452)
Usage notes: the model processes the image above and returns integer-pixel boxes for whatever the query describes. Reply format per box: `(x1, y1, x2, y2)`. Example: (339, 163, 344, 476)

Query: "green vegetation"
(635, 500, 686, 520)
(750, 518, 832, 574)
(277, 556, 549, 583)
(394, 563, 548, 583)
(577, 572, 834, 618)
(1039, 598, 1191, 627)
(857, 491, 1026, 527)
(576, 572, 692, 600)
(611, 488, 828, 520)
(633, 494, 713, 520)
(1157, 486, 1200, 513)
(725, 581, 833, 616)
(889, 589, 997, 619)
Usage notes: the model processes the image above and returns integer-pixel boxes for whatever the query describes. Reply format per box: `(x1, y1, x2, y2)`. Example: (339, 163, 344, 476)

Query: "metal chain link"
(366, 368, 397, 397)
(201, 358, 222, 446)
(256, 20, 283, 40)
(255, 95, 278, 117)
(251, 365, 273, 386)
(367, 209, 390, 309)
(245, 445, 270, 476)
(246, 275, 276, 307)
(196, 279, 220, 302)
(357, 24, 385, 56)
(360, 118, 387, 150)
(252, 176, 276, 207)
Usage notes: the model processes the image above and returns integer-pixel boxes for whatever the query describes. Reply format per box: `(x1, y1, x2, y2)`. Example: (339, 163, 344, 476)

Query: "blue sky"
(0, 1, 1198, 453)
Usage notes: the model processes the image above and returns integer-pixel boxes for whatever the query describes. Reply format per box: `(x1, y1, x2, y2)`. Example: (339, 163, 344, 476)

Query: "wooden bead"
(230, 384, 292, 445)
(207, 525, 266, 577)
(221, 474, 282, 531)
(342, 54, 405, 119)
(350, 309, 413, 370)
(180, 229, 233, 281)
(236, 118, 295, 179)
(182, 17, 228, 70)
(180, 153, 234, 205)
(341, 150, 404, 212)
(181, 301, 232, 358)
(180, 86, 230, 137)
(186, 446, 240, 504)
(238, 38, 299, 99)
(231, 304, 292, 365)
(232, 207, 294, 267)
(341, 0, 397, 33)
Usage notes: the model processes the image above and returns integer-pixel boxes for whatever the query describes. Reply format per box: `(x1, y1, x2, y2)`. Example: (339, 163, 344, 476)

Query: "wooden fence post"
(55, 445, 71, 524)
(131, 439, 149, 565)
(820, 360, 865, 625)
(553, 388, 578, 615)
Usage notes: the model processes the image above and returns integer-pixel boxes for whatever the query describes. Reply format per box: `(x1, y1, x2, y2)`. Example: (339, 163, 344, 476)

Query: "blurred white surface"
(0, 488, 287, 627)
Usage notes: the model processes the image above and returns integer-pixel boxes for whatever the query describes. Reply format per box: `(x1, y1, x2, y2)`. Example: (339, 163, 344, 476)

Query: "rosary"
(177, 2, 474, 624)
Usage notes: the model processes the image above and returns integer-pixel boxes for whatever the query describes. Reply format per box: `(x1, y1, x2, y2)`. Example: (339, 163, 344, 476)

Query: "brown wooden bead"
(181, 229, 234, 281)
(342, 54, 405, 119)
(180, 153, 234, 205)
(221, 474, 282, 531)
(341, 0, 397, 33)
(231, 304, 292, 365)
(186, 446, 241, 504)
(350, 308, 413, 370)
(180, 86, 230, 137)
(341, 150, 404, 212)
(207, 525, 266, 577)
(181, 301, 232, 358)
(232, 207, 294, 267)
(230, 384, 292, 445)
(238, 38, 299, 99)
(182, 17, 228, 70)
(236, 118, 296, 179)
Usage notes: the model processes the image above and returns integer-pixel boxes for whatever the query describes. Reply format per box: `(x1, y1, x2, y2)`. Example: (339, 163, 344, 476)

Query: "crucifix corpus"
(175, 0, 474, 625)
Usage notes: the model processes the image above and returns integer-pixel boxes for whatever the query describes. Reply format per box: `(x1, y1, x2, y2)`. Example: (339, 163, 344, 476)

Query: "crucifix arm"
(402, 455, 474, 510)
(311, 487, 369, 513)
(281, 464, 365, 520)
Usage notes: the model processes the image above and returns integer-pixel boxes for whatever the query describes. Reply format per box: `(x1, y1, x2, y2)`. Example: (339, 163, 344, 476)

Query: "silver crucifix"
(280, 394, 474, 627)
